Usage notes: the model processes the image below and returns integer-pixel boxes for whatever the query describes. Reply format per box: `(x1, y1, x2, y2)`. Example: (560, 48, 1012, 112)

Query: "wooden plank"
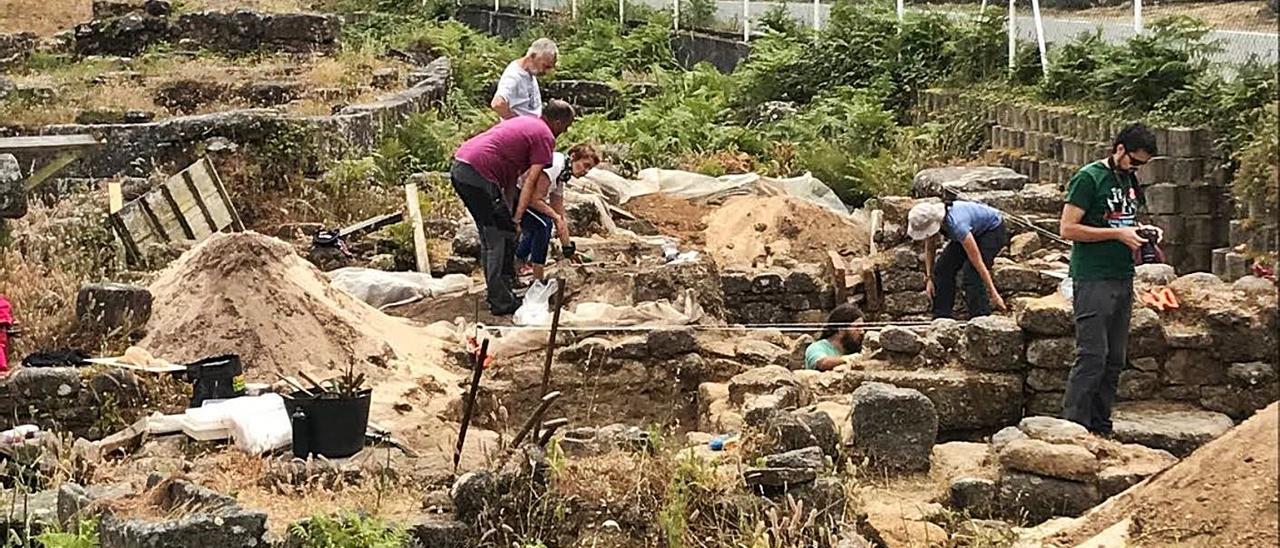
(159, 185, 196, 240)
(108, 182, 122, 213)
(201, 158, 243, 231)
(404, 183, 431, 273)
(109, 212, 143, 265)
(339, 212, 404, 239)
(167, 174, 214, 240)
(142, 193, 186, 241)
(118, 203, 161, 247)
(187, 162, 234, 230)
(0, 134, 100, 152)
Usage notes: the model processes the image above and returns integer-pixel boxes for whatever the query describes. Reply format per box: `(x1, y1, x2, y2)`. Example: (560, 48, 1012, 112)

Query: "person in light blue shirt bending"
(803, 304, 865, 371)
(907, 200, 1009, 319)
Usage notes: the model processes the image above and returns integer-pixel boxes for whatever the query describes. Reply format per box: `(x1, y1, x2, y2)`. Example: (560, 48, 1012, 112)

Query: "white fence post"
(980, 0, 988, 11)
(619, 0, 624, 25)
(494, 0, 499, 12)
(572, 0, 578, 19)
(1031, 0, 1048, 77)
(531, 0, 535, 16)
(1134, 0, 1143, 33)
(673, 0, 679, 30)
(1007, 0, 1016, 74)
(813, 0, 820, 31)
(742, 0, 750, 41)
(896, 0, 904, 22)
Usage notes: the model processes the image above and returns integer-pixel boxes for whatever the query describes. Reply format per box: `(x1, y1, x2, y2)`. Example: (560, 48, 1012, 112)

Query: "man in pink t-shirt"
(451, 100, 575, 315)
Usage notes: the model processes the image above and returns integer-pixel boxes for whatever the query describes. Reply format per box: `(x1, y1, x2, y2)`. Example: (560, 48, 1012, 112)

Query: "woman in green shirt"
(803, 304, 865, 370)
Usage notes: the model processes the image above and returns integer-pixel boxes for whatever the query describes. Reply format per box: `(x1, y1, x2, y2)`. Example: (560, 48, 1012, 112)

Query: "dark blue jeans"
(932, 223, 1009, 319)
(450, 161, 518, 314)
(515, 211, 555, 265)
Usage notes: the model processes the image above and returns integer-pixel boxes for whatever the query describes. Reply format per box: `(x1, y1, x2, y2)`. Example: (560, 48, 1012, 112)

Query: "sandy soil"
(1047, 403, 1279, 547)
(625, 193, 713, 246)
(702, 195, 869, 268)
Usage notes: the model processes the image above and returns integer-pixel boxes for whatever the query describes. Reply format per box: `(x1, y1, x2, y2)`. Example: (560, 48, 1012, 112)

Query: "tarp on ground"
(328, 268, 472, 309)
(576, 168, 848, 215)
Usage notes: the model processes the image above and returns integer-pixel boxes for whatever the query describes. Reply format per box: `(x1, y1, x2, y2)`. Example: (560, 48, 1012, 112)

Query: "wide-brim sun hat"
(907, 202, 946, 241)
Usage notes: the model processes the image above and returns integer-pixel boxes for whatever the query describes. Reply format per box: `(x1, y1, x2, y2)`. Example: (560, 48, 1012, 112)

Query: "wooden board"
(111, 157, 243, 264)
(0, 134, 100, 152)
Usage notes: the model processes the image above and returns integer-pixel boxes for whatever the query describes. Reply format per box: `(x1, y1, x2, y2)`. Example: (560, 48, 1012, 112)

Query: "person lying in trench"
(513, 143, 601, 280)
(907, 199, 1009, 319)
(803, 304, 865, 371)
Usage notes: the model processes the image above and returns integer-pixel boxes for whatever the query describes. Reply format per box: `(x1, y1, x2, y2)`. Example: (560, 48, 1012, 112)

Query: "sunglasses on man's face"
(1126, 152, 1149, 167)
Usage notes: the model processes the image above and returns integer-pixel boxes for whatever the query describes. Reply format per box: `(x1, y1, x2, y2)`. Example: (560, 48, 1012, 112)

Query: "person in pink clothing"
(451, 100, 575, 315)
(0, 295, 13, 373)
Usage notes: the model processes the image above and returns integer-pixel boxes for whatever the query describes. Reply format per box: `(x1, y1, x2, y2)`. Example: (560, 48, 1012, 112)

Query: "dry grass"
(2, 50, 409, 127)
(926, 1, 1278, 32)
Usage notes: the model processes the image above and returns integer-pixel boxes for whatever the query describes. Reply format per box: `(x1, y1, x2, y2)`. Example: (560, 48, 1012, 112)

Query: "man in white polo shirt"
(491, 38, 558, 119)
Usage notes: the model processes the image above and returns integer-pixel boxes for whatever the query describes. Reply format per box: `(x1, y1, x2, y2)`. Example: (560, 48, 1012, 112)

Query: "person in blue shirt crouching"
(907, 200, 1010, 319)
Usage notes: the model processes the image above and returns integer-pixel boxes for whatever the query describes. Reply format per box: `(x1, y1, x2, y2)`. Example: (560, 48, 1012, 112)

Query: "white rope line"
(476, 321, 936, 333)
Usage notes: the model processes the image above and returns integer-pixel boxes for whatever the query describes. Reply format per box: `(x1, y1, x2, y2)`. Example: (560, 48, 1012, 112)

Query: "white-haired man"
(492, 38, 558, 119)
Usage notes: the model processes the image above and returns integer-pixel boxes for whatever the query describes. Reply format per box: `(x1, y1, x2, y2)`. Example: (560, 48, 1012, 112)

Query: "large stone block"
(1185, 215, 1221, 245)
(949, 477, 997, 518)
(1126, 307, 1165, 358)
(993, 263, 1055, 295)
(1017, 295, 1073, 336)
(1165, 127, 1208, 158)
(845, 369, 1023, 433)
(1026, 368, 1068, 392)
(1117, 370, 1160, 400)
(728, 366, 800, 405)
(75, 282, 153, 336)
(850, 383, 937, 473)
(633, 255, 724, 318)
(884, 291, 931, 315)
(912, 166, 1028, 198)
(998, 438, 1100, 482)
(1144, 183, 1179, 215)
(1206, 307, 1277, 363)
(996, 471, 1099, 524)
(964, 315, 1025, 372)
(1111, 401, 1233, 456)
(100, 480, 267, 548)
(1163, 349, 1225, 385)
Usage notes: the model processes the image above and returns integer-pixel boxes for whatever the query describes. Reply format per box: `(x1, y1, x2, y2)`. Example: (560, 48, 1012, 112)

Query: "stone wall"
(919, 89, 1230, 274)
(720, 265, 834, 325)
(73, 9, 341, 57)
(20, 57, 451, 180)
(0, 367, 145, 440)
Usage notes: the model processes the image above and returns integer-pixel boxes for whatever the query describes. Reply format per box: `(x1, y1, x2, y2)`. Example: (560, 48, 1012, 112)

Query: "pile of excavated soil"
(625, 193, 711, 245)
(140, 232, 471, 452)
(142, 232, 432, 377)
(1048, 402, 1279, 547)
(702, 195, 868, 267)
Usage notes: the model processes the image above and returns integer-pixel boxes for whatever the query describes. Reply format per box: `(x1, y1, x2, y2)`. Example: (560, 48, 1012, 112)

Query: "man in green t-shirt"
(1059, 123, 1164, 435)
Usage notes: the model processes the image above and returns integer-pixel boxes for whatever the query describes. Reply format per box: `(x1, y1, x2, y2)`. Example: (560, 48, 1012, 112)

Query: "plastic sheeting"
(328, 268, 472, 309)
(576, 168, 849, 215)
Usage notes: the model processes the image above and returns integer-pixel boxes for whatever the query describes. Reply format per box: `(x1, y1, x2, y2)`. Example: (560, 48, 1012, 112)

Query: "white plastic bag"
(220, 394, 292, 454)
(513, 279, 559, 326)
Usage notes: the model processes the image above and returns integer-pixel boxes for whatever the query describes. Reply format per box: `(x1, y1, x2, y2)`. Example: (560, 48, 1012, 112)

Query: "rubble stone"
(1026, 391, 1063, 416)
(1017, 295, 1073, 336)
(1232, 276, 1274, 296)
(845, 369, 1023, 432)
(1111, 402, 1233, 456)
(991, 426, 1028, 453)
(1008, 232, 1042, 258)
(996, 470, 1099, 523)
(450, 471, 495, 523)
(1164, 349, 1224, 385)
(993, 263, 1055, 295)
(1018, 416, 1088, 444)
(743, 467, 816, 492)
(795, 410, 841, 459)
(1207, 307, 1277, 363)
(1135, 263, 1177, 285)
(884, 291, 931, 315)
(75, 282, 153, 336)
(998, 438, 1100, 482)
(964, 315, 1025, 371)
(764, 446, 825, 470)
(1026, 368, 1068, 392)
(634, 256, 725, 319)
(744, 394, 786, 426)
(1025, 339, 1073, 372)
(1127, 307, 1166, 358)
(949, 477, 997, 518)
(878, 326, 924, 355)
(412, 517, 471, 548)
(1117, 370, 1160, 400)
(99, 480, 267, 548)
(646, 328, 696, 358)
(913, 166, 1028, 197)
(784, 477, 846, 518)
(728, 366, 800, 405)
(0, 153, 24, 219)
(850, 383, 937, 473)
(735, 339, 789, 366)
(952, 519, 1016, 547)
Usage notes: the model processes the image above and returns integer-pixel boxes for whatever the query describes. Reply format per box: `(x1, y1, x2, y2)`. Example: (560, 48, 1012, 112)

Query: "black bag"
(22, 350, 91, 368)
(185, 354, 245, 407)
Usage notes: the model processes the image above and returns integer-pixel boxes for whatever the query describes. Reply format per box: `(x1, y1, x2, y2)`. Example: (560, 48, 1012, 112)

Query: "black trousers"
(932, 223, 1009, 319)
(450, 161, 519, 314)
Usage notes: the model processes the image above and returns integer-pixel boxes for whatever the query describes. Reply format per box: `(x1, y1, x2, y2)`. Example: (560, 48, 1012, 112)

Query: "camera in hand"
(1137, 228, 1160, 264)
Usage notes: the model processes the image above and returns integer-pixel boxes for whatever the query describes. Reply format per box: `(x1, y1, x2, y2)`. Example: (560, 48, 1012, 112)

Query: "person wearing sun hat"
(907, 198, 1009, 319)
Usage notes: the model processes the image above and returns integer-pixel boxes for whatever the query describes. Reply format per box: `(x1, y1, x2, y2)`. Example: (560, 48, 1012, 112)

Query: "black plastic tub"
(283, 389, 372, 458)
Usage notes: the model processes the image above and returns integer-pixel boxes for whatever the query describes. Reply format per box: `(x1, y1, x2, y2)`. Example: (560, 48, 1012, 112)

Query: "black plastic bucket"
(185, 354, 245, 408)
(283, 389, 372, 458)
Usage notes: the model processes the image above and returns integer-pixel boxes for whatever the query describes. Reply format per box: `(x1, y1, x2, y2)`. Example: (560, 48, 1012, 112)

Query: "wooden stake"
(540, 278, 566, 397)
(108, 181, 123, 213)
(404, 183, 431, 274)
(454, 339, 489, 473)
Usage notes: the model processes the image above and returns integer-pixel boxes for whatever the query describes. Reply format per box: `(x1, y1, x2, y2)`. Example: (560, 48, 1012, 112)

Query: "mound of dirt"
(625, 193, 711, 245)
(702, 195, 868, 267)
(1048, 403, 1279, 547)
(141, 232, 438, 379)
